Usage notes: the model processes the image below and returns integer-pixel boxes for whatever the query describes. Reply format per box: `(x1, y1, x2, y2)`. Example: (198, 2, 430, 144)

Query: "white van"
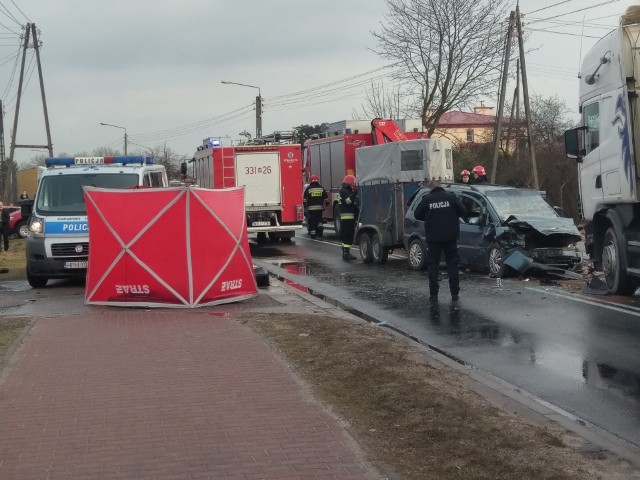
(26, 156, 168, 288)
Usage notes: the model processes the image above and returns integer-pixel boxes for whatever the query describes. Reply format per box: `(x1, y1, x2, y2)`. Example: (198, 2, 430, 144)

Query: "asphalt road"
(251, 231, 640, 448)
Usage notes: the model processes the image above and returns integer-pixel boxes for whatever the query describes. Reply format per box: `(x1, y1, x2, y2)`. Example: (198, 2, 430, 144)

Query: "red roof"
(436, 111, 496, 127)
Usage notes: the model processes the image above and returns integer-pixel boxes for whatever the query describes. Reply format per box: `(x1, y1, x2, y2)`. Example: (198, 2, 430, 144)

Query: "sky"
(0, 0, 636, 166)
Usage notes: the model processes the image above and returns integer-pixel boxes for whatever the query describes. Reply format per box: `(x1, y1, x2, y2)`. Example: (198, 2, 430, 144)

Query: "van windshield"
(484, 189, 557, 221)
(36, 173, 139, 215)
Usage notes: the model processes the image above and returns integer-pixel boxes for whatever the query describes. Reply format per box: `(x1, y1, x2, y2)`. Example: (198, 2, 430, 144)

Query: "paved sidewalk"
(0, 284, 384, 479)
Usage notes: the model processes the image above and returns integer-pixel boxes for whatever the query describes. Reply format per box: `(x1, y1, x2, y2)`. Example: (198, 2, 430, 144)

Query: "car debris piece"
(503, 249, 534, 273)
(581, 275, 609, 295)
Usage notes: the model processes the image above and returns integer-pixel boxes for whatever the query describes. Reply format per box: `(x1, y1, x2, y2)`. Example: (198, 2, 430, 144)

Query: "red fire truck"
(304, 119, 426, 235)
(192, 136, 304, 242)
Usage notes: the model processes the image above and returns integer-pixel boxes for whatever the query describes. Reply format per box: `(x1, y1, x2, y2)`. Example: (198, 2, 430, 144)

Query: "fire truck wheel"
(268, 232, 279, 242)
(257, 232, 268, 243)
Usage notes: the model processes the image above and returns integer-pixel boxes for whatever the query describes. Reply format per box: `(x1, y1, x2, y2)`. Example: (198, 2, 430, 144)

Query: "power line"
(529, 27, 602, 38)
(0, 1, 22, 28)
(527, 0, 622, 25)
(525, 0, 577, 16)
(9, 0, 29, 22)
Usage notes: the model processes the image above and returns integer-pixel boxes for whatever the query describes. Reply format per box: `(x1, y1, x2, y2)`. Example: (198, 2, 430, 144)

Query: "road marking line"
(526, 286, 640, 316)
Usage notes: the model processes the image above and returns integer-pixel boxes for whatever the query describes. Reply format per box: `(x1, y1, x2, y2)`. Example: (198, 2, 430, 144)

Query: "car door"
(457, 192, 487, 267)
(404, 189, 429, 247)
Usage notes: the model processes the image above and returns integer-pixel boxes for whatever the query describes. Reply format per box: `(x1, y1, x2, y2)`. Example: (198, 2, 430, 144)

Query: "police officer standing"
(414, 180, 467, 301)
(303, 175, 328, 239)
(337, 175, 358, 261)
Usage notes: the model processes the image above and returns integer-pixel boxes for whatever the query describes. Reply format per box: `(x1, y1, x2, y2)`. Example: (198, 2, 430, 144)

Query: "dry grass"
(0, 237, 26, 280)
(0, 317, 29, 362)
(244, 313, 640, 480)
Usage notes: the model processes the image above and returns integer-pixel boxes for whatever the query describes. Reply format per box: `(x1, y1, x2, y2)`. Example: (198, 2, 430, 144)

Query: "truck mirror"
(564, 128, 585, 163)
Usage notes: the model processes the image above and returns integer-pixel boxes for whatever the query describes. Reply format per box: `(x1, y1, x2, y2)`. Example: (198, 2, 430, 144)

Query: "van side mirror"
(564, 127, 586, 163)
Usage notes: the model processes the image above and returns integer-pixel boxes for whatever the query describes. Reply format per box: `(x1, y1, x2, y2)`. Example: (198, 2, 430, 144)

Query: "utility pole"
(255, 94, 262, 138)
(8, 23, 54, 202)
(504, 59, 519, 161)
(515, 4, 539, 190)
(491, 11, 516, 184)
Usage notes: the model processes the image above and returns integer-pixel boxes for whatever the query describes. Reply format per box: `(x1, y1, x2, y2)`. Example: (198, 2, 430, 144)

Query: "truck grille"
(51, 242, 89, 258)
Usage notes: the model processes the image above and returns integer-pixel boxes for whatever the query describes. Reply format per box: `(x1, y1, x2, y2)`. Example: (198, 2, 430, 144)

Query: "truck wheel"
(256, 232, 268, 243)
(333, 205, 342, 238)
(27, 271, 48, 289)
(359, 233, 373, 263)
(372, 233, 388, 265)
(602, 227, 636, 294)
(408, 238, 427, 271)
(268, 232, 279, 242)
(488, 245, 512, 278)
(16, 221, 29, 238)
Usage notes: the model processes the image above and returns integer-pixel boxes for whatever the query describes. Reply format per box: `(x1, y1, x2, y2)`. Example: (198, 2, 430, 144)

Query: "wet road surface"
(251, 232, 640, 448)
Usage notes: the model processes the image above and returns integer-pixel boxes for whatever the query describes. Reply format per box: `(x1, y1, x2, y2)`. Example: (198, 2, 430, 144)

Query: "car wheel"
(488, 245, 511, 278)
(16, 221, 29, 238)
(27, 271, 48, 289)
(408, 238, 427, 271)
(359, 232, 373, 263)
(372, 233, 388, 265)
(602, 227, 636, 294)
(333, 204, 342, 238)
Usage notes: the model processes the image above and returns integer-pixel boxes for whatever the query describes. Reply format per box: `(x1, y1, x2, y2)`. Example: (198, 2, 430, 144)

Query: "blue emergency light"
(44, 156, 154, 167)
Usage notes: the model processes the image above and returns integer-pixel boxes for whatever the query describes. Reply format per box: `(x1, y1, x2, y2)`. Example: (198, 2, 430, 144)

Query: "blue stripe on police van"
(45, 221, 89, 234)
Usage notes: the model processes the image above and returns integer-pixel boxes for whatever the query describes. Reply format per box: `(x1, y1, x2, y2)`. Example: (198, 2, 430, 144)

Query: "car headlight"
(29, 215, 44, 235)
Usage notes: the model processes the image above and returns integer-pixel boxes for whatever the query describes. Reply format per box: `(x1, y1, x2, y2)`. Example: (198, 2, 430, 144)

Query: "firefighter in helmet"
(337, 174, 359, 260)
(458, 169, 471, 184)
(303, 175, 328, 239)
(472, 165, 489, 184)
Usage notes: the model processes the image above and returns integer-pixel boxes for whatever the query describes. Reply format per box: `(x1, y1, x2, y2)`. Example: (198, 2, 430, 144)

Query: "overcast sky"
(1, 0, 636, 166)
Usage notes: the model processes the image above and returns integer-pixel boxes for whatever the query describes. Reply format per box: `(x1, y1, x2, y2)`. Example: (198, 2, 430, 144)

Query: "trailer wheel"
(333, 205, 342, 238)
(359, 233, 373, 263)
(408, 238, 427, 271)
(602, 227, 636, 294)
(371, 234, 388, 265)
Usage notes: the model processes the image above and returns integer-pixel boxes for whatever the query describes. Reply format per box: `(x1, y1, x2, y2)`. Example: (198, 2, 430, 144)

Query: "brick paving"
(0, 310, 383, 479)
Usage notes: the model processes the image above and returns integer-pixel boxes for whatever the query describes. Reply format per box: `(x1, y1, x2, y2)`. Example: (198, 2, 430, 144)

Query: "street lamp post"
(99, 122, 128, 155)
(221, 81, 262, 138)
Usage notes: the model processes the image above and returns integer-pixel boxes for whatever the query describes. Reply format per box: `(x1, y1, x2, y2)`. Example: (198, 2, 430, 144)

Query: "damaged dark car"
(404, 184, 582, 278)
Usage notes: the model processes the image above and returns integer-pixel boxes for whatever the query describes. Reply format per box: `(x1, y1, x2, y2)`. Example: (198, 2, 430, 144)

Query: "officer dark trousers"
(308, 210, 322, 235)
(341, 217, 356, 260)
(426, 240, 460, 296)
(1, 226, 8, 252)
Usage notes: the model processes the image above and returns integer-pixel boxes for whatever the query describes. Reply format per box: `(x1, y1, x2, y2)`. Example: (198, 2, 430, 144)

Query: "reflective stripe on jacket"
(303, 182, 328, 211)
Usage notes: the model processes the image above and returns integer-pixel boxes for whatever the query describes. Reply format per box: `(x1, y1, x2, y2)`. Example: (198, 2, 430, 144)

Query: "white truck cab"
(26, 156, 168, 288)
(565, 6, 640, 294)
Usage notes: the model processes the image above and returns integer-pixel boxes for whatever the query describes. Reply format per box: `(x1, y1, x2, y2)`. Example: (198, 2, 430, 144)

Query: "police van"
(26, 156, 168, 288)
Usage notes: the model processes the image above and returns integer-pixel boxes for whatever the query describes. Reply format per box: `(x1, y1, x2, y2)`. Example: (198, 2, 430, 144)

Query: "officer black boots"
(342, 247, 356, 261)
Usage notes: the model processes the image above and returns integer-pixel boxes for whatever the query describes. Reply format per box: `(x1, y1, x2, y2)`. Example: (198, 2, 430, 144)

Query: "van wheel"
(602, 227, 636, 294)
(408, 238, 427, 270)
(488, 245, 512, 278)
(359, 233, 373, 263)
(372, 234, 388, 265)
(27, 271, 48, 289)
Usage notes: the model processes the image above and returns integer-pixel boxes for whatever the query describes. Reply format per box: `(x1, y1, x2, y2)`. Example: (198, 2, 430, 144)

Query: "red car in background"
(5, 205, 29, 238)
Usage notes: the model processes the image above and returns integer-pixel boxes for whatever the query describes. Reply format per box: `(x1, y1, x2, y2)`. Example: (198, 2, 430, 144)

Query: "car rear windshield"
(484, 189, 557, 221)
(36, 173, 139, 216)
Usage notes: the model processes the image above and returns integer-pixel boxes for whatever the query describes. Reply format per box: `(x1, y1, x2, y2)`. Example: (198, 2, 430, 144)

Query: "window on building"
(466, 129, 474, 143)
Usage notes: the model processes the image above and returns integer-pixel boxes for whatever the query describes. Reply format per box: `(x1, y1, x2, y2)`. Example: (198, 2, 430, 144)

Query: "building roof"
(437, 111, 496, 127)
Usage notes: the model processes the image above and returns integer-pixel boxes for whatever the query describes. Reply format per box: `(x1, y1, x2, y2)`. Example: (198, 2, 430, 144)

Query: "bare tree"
(373, 0, 509, 135)
(353, 80, 408, 120)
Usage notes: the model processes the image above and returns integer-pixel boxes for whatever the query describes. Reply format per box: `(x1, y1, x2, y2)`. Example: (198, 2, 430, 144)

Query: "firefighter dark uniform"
(414, 182, 467, 300)
(337, 175, 358, 261)
(303, 176, 328, 239)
